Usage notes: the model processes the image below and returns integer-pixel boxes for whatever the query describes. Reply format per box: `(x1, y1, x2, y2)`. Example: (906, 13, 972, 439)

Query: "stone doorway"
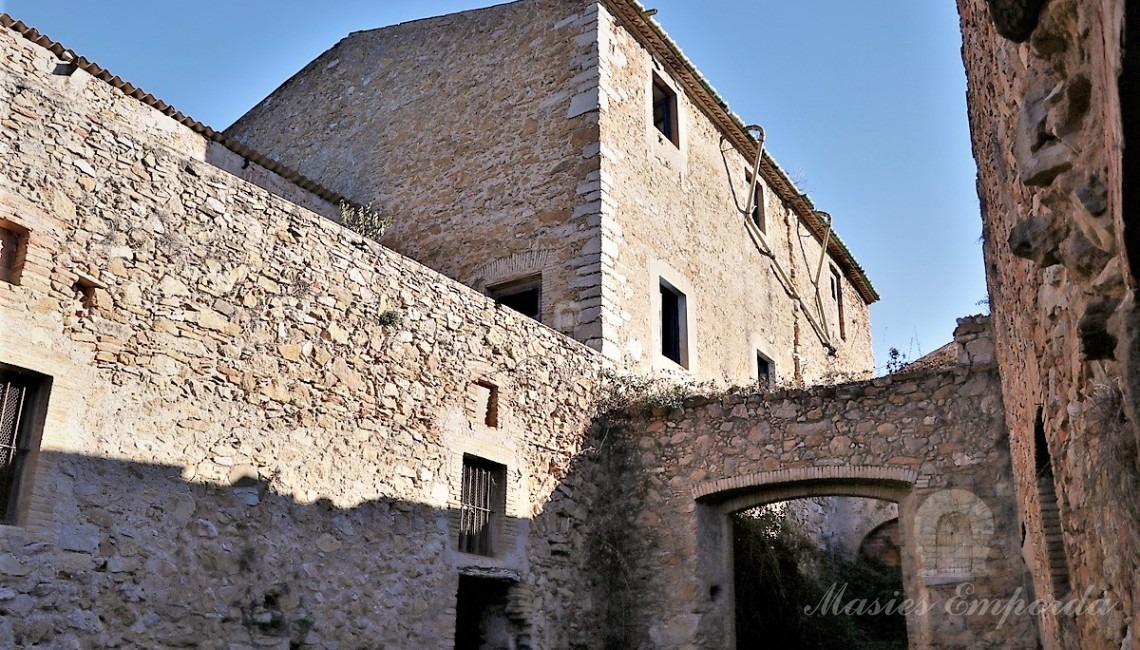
(731, 497, 907, 650)
(692, 475, 920, 648)
(455, 574, 516, 650)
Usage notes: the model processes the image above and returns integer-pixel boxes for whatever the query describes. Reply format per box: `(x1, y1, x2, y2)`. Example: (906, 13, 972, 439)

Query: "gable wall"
(0, 22, 612, 648)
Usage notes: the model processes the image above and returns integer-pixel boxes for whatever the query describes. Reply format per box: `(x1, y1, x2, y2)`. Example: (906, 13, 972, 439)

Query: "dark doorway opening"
(455, 575, 515, 650)
(1121, 0, 1140, 281)
(732, 498, 907, 650)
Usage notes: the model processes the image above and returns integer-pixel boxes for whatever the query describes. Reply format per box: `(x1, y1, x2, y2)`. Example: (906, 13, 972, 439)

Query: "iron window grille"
(458, 456, 505, 556)
(1, 369, 46, 525)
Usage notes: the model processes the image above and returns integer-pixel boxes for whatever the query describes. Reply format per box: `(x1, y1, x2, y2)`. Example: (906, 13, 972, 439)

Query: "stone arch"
(692, 465, 920, 648)
(693, 464, 918, 511)
(914, 488, 995, 583)
(858, 517, 902, 567)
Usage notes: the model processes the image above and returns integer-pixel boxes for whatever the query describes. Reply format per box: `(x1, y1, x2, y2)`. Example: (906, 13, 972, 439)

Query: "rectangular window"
(756, 353, 772, 387)
(830, 266, 846, 341)
(652, 74, 678, 145)
(745, 171, 766, 233)
(458, 456, 506, 557)
(660, 279, 687, 367)
(0, 221, 28, 286)
(467, 381, 499, 428)
(487, 275, 541, 322)
(1, 365, 49, 525)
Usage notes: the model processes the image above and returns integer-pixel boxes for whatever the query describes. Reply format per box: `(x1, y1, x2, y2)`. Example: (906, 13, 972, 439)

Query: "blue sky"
(3, 0, 986, 370)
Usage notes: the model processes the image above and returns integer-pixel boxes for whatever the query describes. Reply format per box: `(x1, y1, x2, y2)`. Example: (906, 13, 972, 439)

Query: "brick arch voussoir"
(693, 465, 920, 512)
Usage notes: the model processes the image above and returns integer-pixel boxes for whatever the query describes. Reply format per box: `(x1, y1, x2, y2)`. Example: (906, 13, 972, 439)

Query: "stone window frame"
(650, 260, 697, 375)
(659, 278, 689, 369)
(0, 363, 52, 527)
(755, 350, 774, 388)
(744, 169, 767, 234)
(0, 218, 30, 286)
(915, 488, 995, 585)
(467, 380, 500, 429)
(645, 64, 687, 169)
(651, 72, 679, 146)
(830, 265, 846, 341)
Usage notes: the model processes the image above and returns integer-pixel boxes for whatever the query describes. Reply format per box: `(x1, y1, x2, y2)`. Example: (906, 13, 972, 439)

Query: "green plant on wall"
(378, 309, 402, 327)
(339, 201, 393, 242)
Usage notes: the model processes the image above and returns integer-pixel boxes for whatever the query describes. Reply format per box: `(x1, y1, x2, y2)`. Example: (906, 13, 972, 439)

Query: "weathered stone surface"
(959, 0, 1140, 646)
(597, 321, 1034, 649)
(984, 0, 1049, 41)
(0, 18, 612, 647)
(226, 0, 876, 386)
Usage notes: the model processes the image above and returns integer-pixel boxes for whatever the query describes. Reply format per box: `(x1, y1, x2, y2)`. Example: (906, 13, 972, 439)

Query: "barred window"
(1, 366, 49, 525)
(458, 456, 505, 557)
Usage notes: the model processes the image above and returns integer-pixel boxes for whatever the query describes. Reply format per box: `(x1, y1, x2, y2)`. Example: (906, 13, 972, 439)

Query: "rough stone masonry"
(1, 1, 1131, 648)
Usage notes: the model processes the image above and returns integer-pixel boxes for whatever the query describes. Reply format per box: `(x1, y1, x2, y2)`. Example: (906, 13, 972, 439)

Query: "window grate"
(0, 377, 29, 524)
(459, 459, 502, 556)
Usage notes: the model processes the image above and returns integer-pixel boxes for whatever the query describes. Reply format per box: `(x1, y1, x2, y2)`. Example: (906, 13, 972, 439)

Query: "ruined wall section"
(0, 25, 612, 649)
(594, 4, 874, 386)
(957, 1, 1139, 647)
(226, 0, 610, 348)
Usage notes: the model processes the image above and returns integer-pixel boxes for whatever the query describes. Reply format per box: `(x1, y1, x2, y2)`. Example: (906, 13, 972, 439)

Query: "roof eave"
(599, 0, 879, 304)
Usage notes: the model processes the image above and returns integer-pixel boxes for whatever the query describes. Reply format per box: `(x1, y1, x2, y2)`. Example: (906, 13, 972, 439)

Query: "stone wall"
(227, 0, 609, 350)
(226, 0, 877, 387)
(595, 3, 874, 385)
(0, 22, 613, 648)
(596, 318, 1035, 649)
(957, 0, 1140, 647)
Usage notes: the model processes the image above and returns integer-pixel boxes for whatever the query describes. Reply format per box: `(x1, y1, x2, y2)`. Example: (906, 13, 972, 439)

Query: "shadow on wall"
(0, 448, 614, 649)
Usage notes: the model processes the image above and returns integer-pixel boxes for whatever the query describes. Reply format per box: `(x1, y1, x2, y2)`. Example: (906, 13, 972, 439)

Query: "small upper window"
(756, 353, 772, 387)
(487, 275, 541, 322)
(467, 381, 499, 428)
(831, 266, 846, 340)
(1, 365, 50, 525)
(745, 171, 766, 233)
(652, 74, 678, 146)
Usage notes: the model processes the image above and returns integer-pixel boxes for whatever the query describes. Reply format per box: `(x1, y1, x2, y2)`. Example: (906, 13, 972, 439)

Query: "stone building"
(958, 0, 1140, 648)
(1, 0, 1135, 648)
(225, 0, 878, 387)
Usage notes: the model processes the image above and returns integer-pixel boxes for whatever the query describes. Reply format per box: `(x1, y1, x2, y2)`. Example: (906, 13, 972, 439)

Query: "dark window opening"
(831, 266, 846, 341)
(1121, 0, 1140, 283)
(1, 365, 50, 525)
(467, 381, 499, 428)
(459, 456, 506, 557)
(756, 353, 772, 387)
(0, 221, 28, 286)
(1034, 407, 1070, 596)
(652, 75, 678, 145)
(487, 275, 541, 322)
(660, 280, 686, 367)
(455, 575, 514, 650)
(745, 171, 765, 233)
(52, 62, 78, 76)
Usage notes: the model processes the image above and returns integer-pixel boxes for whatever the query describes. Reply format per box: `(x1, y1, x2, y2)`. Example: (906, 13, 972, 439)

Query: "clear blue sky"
(3, 0, 986, 371)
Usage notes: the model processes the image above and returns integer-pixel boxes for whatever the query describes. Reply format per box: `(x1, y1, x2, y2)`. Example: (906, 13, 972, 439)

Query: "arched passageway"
(602, 349, 1036, 648)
